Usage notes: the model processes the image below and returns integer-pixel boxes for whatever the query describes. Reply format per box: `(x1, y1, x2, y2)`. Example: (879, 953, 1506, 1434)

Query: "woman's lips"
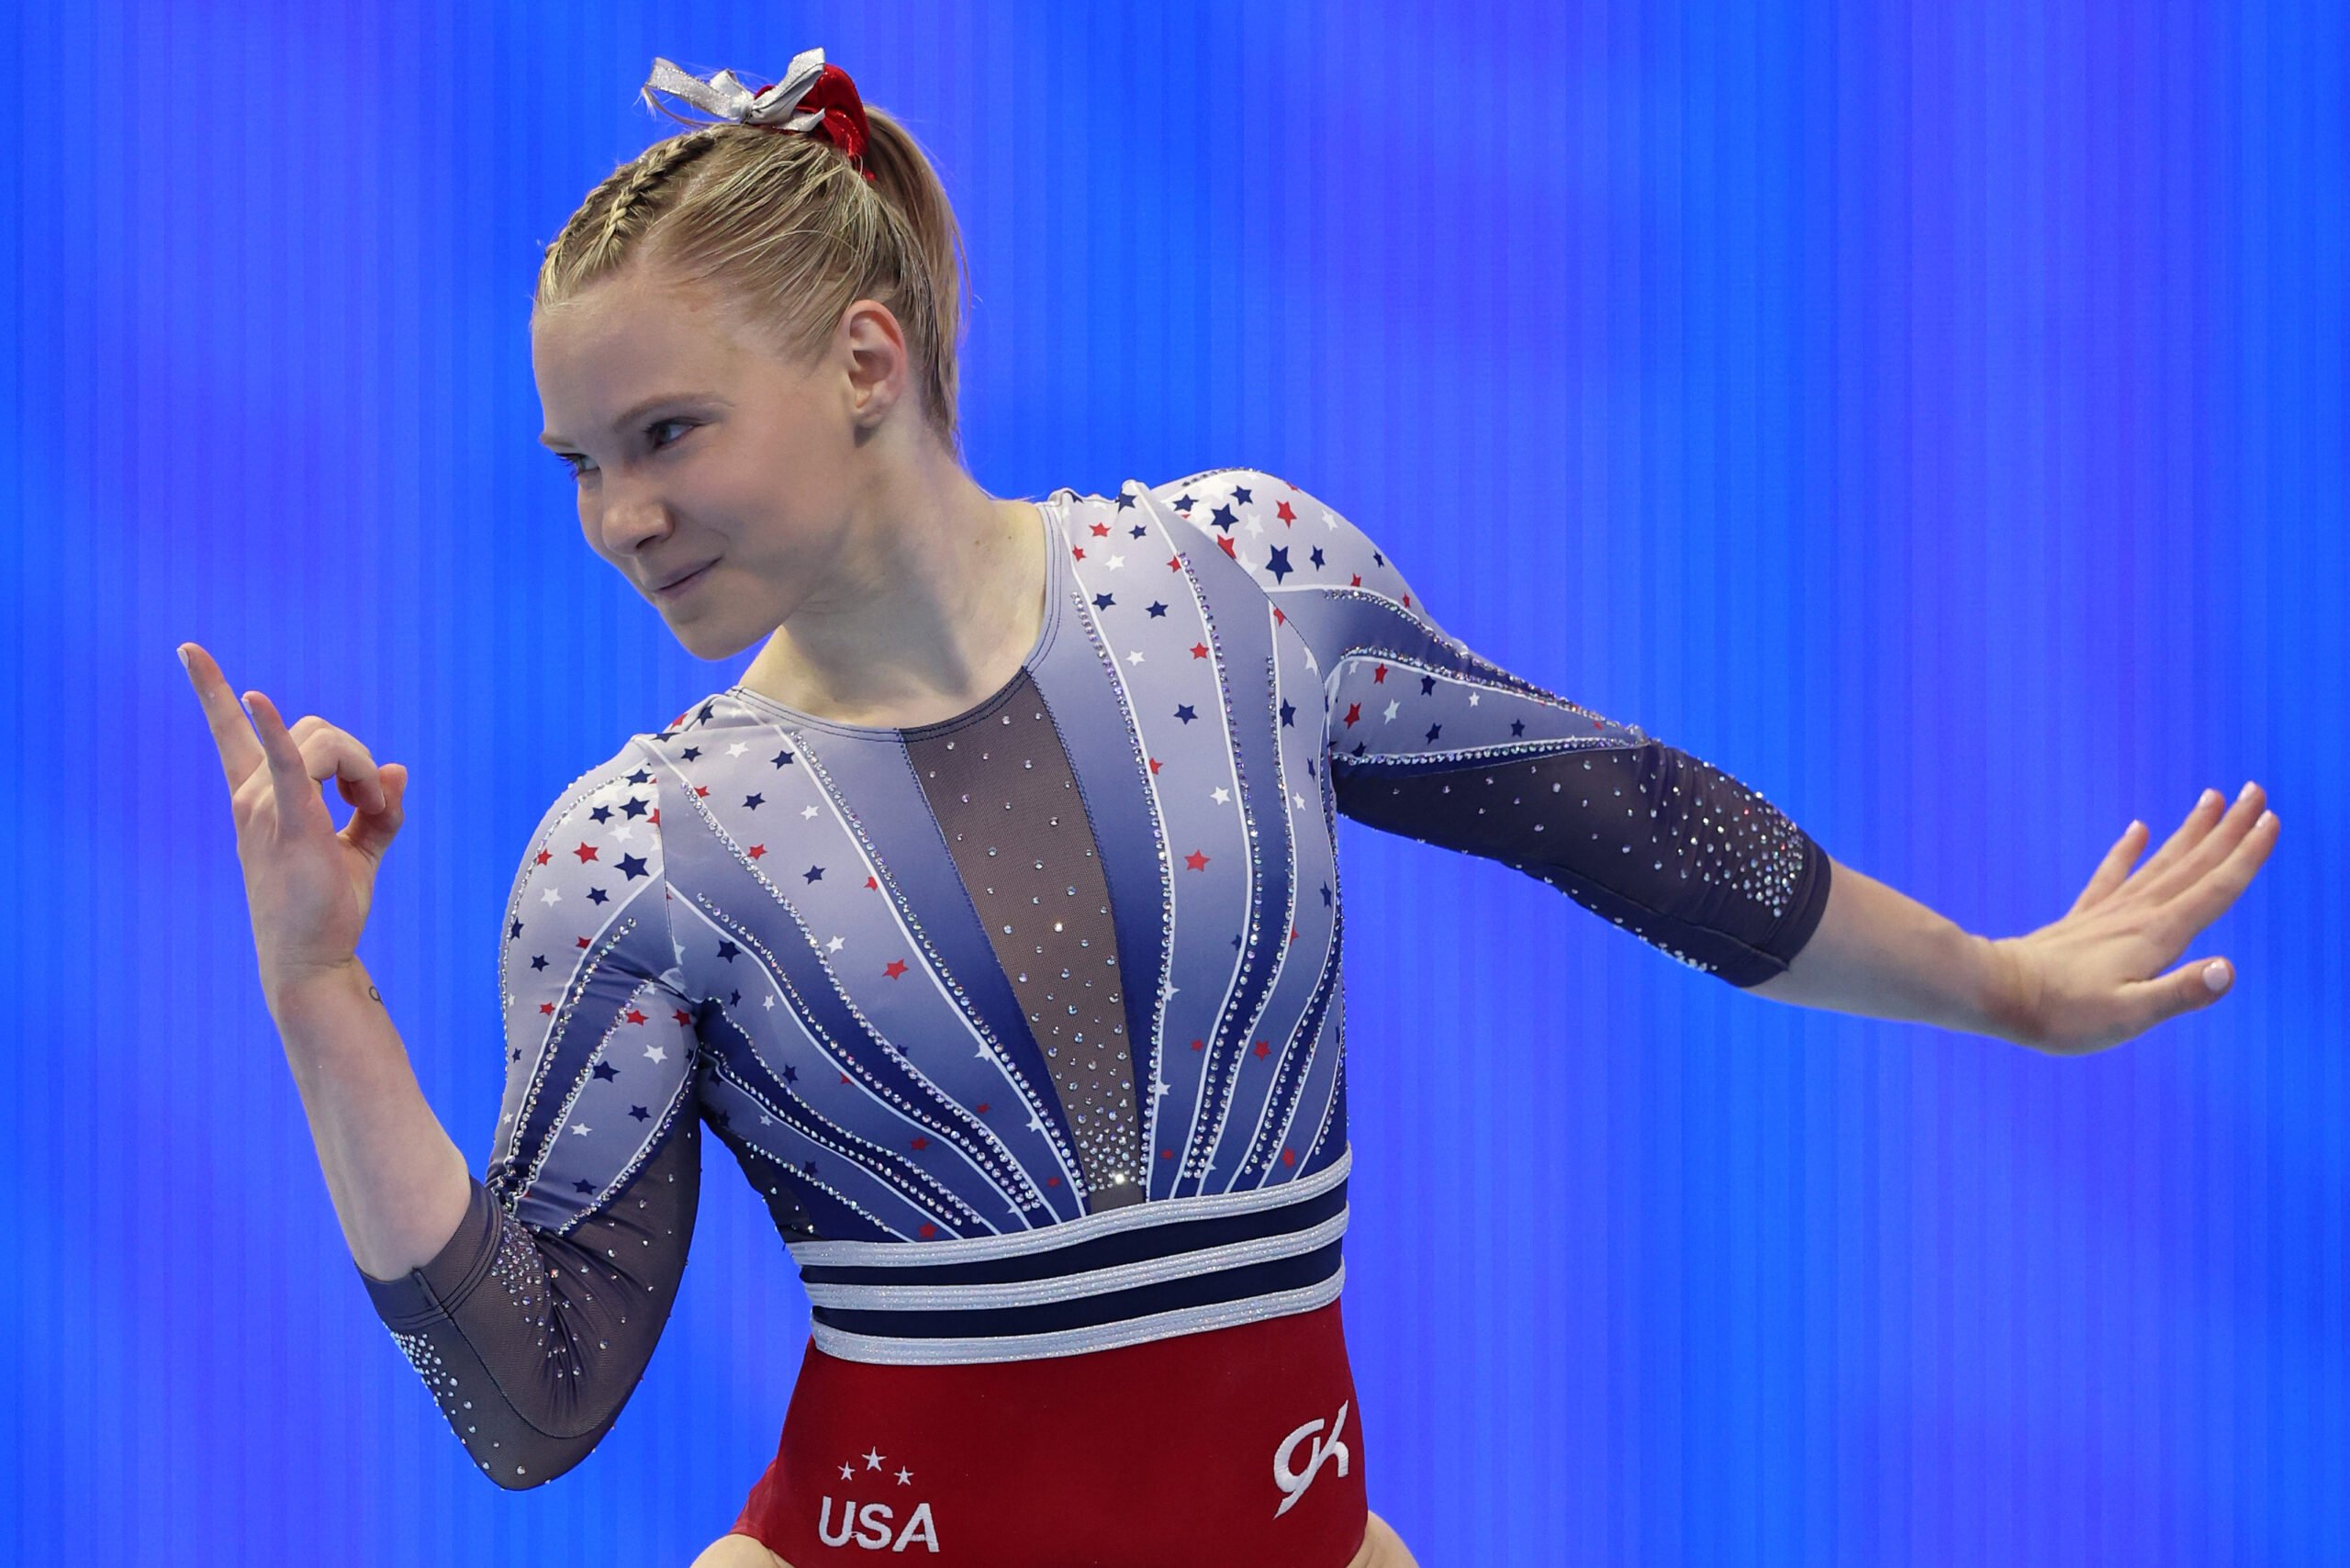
(653, 562, 713, 599)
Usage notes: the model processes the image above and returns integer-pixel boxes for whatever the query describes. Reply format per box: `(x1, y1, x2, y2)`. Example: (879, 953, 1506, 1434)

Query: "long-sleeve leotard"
(356, 467, 1830, 1487)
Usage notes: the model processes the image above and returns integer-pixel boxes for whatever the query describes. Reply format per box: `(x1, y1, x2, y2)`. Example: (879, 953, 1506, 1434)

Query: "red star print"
(911, 1137, 929, 1150)
(534, 848, 552, 867)
(1281, 1148, 1297, 1166)
(884, 958, 910, 979)
(539, 1001, 555, 1015)
(1190, 1038, 1205, 1051)
(650, 808, 661, 824)
(747, 844, 766, 858)
(694, 784, 709, 798)
(976, 1102, 990, 1114)
(919, 1223, 938, 1238)
(1252, 1040, 1270, 1058)
(624, 1007, 647, 1025)
(571, 841, 599, 863)
(1166, 554, 1182, 571)
(1343, 701, 1361, 727)
(867, 874, 879, 888)
(1183, 849, 1209, 870)
(1371, 663, 1387, 682)
(1348, 574, 1362, 588)
(1277, 500, 1294, 522)
(1217, 538, 1237, 558)
(1190, 642, 1210, 659)
(1090, 520, 1110, 535)
(1149, 756, 1162, 774)
(672, 1007, 693, 1025)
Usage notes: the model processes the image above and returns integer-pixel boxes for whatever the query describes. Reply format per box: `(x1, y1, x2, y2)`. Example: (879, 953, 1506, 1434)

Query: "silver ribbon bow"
(640, 47, 830, 130)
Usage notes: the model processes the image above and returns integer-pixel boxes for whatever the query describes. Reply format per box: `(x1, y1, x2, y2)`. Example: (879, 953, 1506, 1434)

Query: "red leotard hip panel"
(733, 1297, 1369, 1566)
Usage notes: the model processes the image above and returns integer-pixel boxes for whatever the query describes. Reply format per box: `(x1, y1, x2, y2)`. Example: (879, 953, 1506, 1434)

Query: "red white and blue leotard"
(361, 468, 1833, 1563)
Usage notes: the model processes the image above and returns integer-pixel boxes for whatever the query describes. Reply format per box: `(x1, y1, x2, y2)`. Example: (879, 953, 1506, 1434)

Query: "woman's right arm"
(184, 644, 705, 1488)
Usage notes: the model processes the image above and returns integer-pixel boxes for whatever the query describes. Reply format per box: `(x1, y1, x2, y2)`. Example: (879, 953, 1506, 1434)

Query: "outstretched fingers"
(2069, 819, 2149, 917)
(2166, 804, 2281, 938)
(241, 689, 318, 823)
(179, 643, 267, 796)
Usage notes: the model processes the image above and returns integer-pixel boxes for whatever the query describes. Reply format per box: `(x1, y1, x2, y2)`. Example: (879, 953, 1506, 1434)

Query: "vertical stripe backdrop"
(4, 1, 2340, 1562)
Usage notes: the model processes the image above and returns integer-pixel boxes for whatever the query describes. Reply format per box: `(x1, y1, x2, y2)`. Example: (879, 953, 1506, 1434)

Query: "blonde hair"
(535, 83, 970, 453)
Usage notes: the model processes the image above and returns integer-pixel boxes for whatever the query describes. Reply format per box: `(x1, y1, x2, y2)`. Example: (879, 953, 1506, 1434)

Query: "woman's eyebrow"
(538, 391, 715, 448)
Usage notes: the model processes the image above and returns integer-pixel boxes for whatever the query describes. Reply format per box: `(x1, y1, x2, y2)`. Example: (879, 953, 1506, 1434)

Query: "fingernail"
(2203, 960, 2231, 992)
(2200, 788, 2221, 809)
(175, 645, 189, 673)
(2238, 780, 2256, 802)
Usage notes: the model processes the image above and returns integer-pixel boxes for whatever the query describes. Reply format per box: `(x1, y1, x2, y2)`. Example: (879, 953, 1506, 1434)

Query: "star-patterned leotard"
(360, 467, 1832, 1538)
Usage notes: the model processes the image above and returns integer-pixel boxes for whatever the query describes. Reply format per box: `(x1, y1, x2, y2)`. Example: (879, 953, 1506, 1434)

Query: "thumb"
(2183, 956, 2233, 1008)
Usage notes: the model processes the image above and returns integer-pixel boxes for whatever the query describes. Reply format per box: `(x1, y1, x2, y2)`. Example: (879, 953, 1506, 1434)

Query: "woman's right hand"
(179, 642, 410, 1007)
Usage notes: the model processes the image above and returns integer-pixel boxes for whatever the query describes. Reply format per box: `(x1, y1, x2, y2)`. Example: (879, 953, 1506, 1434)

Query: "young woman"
(182, 47, 1847, 1565)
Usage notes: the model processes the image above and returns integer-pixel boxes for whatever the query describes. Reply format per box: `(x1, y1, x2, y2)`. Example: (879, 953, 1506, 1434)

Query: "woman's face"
(532, 263, 871, 661)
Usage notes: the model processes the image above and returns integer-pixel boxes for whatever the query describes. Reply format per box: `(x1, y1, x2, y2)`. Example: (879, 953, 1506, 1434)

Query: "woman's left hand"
(1991, 782, 2280, 1056)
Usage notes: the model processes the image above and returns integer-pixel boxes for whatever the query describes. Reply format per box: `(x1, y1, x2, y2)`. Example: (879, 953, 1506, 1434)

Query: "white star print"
(764, 993, 778, 1009)
(569, 1123, 591, 1136)
(800, 803, 820, 819)
(725, 740, 750, 756)
(896, 1466, 913, 1484)
(1210, 786, 1231, 805)
(643, 1043, 668, 1064)
(1467, 690, 1481, 706)
(1382, 699, 1401, 722)
(538, 886, 562, 907)
(864, 1447, 886, 1470)
(826, 935, 846, 952)
(1126, 649, 1147, 666)
(839, 1462, 855, 1480)
(1103, 553, 1125, 570)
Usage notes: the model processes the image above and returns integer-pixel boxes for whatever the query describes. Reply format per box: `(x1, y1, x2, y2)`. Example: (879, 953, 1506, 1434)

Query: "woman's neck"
(737, 463, 1046, 730)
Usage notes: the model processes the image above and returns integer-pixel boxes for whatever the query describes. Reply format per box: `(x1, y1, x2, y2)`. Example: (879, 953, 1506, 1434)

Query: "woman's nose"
(591, 481, 676, 551)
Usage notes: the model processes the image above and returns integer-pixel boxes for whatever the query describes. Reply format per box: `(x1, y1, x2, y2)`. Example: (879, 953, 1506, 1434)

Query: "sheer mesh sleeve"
(357, 738, 707, 1487)
(1153, 467, 1833, 988)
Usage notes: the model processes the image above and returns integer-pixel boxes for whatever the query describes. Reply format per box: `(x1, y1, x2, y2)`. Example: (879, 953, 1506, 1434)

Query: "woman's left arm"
(1751, 784, 2280, 1056)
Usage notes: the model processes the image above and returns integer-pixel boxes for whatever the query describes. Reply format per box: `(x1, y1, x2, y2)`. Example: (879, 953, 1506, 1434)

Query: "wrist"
(1972, 935, 2043, 1052)
(265, 955, 374, 1028)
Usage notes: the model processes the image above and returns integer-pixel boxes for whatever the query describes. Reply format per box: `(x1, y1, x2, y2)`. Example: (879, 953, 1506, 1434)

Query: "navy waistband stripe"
(810, 1237, 1347, 1340)
(797, 1177, 1348, 1289)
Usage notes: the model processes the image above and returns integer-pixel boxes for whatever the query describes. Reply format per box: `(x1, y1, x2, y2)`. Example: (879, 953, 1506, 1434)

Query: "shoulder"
(1140, 466, 1432, 622)
(509, 734, 666, 877)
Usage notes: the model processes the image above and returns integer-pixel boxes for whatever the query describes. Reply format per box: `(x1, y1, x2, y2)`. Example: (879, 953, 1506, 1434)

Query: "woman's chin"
(669, 620, 763, 664)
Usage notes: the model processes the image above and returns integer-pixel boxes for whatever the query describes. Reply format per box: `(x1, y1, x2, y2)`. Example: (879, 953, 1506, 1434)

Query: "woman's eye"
(555, 419, 694, 481)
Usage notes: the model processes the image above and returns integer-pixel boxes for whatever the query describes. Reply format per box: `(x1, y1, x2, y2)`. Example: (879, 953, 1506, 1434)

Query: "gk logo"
(1272, 1400, 1351, 1518)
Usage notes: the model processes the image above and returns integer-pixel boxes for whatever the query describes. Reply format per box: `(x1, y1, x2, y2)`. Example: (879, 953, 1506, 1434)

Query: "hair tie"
(640, 48, 880, 184)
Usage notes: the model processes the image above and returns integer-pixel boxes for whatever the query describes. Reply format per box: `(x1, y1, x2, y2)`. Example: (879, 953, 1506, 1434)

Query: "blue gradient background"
(6, 1, 2340, 1563)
